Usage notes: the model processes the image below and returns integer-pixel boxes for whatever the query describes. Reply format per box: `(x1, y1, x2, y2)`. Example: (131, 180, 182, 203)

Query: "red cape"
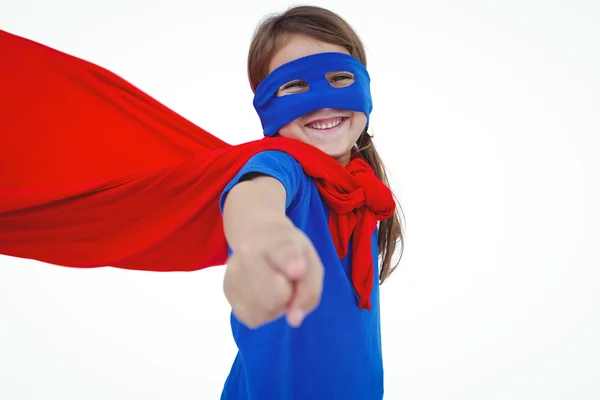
(0, 31, 393, 308)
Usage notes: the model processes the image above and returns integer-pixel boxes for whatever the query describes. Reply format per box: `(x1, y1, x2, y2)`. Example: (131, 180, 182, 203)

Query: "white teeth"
(309, 117, 343, 130)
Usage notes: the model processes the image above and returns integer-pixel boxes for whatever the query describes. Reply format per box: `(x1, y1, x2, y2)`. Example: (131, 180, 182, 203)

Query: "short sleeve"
(219, 150, 308, 213)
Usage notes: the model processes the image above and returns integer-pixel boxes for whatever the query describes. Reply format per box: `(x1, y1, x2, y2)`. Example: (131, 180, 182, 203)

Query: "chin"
(320, 146, 349, 158)
(316, 144, 353, 161)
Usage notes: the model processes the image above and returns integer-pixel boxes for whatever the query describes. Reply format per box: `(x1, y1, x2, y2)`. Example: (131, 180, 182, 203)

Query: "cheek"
(277, 119, 303, 139)
(351, 113, 368, 137)
(354, 112, 367, 126)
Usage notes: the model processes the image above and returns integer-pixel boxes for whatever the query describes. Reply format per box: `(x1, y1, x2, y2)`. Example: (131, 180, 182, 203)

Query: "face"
(268, 34, 367, 166)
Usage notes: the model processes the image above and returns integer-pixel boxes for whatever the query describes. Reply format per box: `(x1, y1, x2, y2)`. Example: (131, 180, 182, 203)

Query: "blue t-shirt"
(219, 150, 383, 400)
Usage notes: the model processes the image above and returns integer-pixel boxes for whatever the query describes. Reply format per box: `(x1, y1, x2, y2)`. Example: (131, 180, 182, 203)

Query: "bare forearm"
(222, 174, 322, 329)
(222, 175, 292, 252)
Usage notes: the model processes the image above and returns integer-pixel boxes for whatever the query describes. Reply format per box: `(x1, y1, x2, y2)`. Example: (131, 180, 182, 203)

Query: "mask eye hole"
(326, 71, 355, 88)
(275, 79, 309, 97)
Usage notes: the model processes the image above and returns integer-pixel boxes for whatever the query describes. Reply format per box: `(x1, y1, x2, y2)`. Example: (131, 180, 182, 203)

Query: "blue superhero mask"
(253, 52, 373, 136)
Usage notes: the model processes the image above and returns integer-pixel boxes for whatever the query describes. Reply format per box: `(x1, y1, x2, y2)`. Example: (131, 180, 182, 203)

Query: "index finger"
(286, 245, 324, 327)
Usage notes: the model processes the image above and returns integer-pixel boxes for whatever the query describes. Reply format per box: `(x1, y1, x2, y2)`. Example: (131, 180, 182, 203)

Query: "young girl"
(0, 5, 403, 399)
(220, 6, 404, 400)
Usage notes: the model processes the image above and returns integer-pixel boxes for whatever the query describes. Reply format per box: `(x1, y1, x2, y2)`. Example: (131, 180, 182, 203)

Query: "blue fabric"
(253, 52, 373, 136)
(219, 150, 383, 400)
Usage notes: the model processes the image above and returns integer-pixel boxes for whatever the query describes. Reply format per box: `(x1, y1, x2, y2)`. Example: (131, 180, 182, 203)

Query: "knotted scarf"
(317, 155, 394, 308)
(0, 30, 394, 309)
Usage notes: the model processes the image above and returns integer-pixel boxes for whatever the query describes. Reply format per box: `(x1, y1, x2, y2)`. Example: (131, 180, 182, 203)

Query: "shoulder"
(243, 149, 303, 172)
(220, 150, 311, 212)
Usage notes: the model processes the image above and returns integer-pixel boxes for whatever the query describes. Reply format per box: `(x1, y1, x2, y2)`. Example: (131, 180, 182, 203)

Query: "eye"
(326, 71, 355, 88)
(283, 80, 307, 89)
(330, 74, 353, 82)
(276, 80, 309, 96)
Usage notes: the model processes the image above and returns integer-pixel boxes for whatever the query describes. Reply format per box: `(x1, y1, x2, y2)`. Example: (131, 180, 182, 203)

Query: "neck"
(335, 153, 351, 166)
(335, 146, 360, 166)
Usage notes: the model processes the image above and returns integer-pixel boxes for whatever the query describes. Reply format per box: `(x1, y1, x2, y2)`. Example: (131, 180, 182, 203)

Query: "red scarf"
(0, 30, 395, 310)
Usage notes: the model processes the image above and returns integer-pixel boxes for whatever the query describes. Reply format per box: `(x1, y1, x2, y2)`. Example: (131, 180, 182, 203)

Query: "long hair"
(247, 5, 405, 283)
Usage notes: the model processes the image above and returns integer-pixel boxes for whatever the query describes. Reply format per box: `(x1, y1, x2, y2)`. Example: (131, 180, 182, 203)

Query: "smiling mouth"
(305, 117, 348, 131)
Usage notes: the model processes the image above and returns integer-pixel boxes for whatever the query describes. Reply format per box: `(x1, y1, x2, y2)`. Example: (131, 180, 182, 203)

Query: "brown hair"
(247, 5, 405, 283)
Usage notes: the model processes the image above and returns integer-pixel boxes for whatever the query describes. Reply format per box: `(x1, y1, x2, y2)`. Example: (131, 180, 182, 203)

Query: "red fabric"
(0, 30, 394, 309)
(320, 155, 395, 309)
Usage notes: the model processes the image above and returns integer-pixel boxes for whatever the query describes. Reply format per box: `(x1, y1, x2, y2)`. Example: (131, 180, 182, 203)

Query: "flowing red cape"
(0, 31, 394, 309)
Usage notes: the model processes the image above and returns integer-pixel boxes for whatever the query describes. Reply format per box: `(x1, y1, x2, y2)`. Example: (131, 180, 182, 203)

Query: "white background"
(1, 0, 599, 399)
